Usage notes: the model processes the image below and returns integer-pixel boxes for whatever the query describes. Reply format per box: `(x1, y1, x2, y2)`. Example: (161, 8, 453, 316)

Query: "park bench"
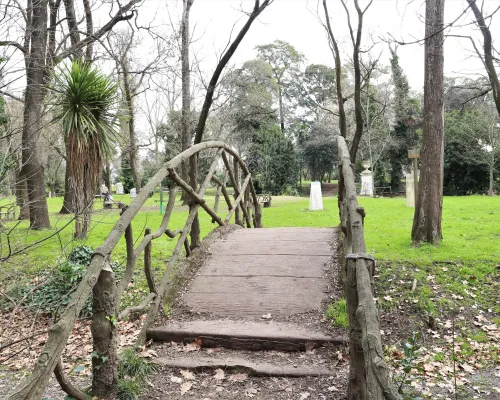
(94, 194, 125, 209)
(257, 193, 272, 208)
(103, 200, 125, 209)
(374, 187, 404, 198)
(0, 203, 16, 221)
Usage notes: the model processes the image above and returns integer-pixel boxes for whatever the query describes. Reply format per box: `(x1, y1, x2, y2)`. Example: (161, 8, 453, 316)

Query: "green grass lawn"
(2, 192, 500, 397)
(2, 194, 498, 275)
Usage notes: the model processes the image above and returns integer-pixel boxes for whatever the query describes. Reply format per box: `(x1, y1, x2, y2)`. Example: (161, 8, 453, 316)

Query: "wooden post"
(144, 228, 155, 293)
(345, 256, 367, 400)
(91, 257, 117, 397)
(338, 136, 401, 400)
(233, 157, 242, 226)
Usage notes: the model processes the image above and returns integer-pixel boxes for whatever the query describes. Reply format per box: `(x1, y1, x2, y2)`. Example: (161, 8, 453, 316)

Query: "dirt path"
(145, 227, 349, 399)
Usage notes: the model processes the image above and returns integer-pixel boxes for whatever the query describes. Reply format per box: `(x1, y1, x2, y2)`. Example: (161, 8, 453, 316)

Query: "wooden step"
(147, 320, 346, 351)
(155, 355, 337, 377)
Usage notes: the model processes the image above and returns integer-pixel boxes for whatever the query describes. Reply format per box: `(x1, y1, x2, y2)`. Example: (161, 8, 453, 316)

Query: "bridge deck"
(182, 227, 335, 318)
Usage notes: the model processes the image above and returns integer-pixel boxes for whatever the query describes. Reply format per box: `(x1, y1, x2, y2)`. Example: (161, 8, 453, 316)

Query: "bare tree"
(321, 0, 375, 163)
(188, 0, 274, 249)
(0, 0, 141, 227)
(411, 0, 445, 246)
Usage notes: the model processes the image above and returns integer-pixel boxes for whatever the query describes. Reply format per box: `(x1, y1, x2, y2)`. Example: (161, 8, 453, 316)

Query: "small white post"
(309, 182, 323, 211)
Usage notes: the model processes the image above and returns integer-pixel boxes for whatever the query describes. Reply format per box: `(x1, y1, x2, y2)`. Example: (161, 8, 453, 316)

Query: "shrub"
(1, 245, 122, 317)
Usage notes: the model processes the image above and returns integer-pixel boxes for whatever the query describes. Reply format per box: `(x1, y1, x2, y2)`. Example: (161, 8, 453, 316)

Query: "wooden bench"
(374, 187, 391, 197)
(0, 203, 16, 220)
(257, 194, 272, 208)
(104, 201, 125, 209)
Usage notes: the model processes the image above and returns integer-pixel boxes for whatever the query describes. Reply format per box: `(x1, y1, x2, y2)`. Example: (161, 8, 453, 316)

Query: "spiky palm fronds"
(52, 59, 118, 155)
(51, 59, 119, 237)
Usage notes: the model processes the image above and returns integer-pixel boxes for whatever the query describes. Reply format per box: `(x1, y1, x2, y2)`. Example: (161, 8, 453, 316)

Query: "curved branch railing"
(337, 136, 401, 400)
(6, 142, 262, 400)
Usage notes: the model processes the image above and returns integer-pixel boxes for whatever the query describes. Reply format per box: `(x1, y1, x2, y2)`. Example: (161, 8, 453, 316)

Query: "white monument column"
(116, 182, 124, 194)
(406, 172, 415, 207)
(309, 182, 323, 211)
(360, 161, 374, 197)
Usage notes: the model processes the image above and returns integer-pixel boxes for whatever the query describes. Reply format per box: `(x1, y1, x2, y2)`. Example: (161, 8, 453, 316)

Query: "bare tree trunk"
(188, 0, 272, 248)
(104, 162, 111, 191)
(91, 260, 118, 397)
(278, 84, 285, 133)
(59, 143, 73, 214)
(122, 65, 141, 193)
(467, 0, 500, 119)
(489, 159, 494, 196)
(15, 169, 30, 220)
(181, 0, 194, 205)
(82, 0, 93, 61)
(323, 0, 346, 139)
(411, 0, 445, 246)
(20, 0, 51, 230)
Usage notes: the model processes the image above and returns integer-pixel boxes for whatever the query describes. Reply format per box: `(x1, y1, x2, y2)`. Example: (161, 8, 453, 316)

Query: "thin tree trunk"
(91, 259, 118, 397)
(489, 159, 494, 196)
(411, 0, 445, 246)
(20, 0, 50, 230)
(15, 169, 29, 220)
(82, 0, 93, 61)
(60, 142, 73, 214)
(188, 0, 271, 248)
(122, 62, 141, 193)
(323, 0, 346, 139)
(181, 0, 194, 205)
(278, 84, 285, 133)
(104, 162, 111, 191)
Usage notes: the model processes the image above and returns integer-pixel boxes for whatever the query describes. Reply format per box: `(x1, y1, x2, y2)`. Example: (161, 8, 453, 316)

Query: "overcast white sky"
(159, 0, 500, 92)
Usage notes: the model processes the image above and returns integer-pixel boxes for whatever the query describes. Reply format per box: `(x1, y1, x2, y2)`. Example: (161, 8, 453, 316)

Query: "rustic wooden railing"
(337, 136, 401, 400)
(6, 141, 262, 400)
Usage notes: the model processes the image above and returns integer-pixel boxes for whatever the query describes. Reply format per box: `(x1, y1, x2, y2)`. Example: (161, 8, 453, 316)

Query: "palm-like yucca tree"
(52, 59, 118, 237)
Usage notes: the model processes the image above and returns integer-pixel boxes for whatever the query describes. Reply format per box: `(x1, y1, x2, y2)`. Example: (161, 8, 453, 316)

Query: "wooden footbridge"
(6, 140, 400, 400)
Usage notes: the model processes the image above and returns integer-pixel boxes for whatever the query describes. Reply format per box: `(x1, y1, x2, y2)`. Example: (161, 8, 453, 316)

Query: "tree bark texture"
(338, 136, 401, 400)
(59, 142, 73, 214)
(466, 0, 500, 120)
(91, 260, 118, 397)
(411, 0, 445, 246)
(278, 84, 285, 133)
(15, 169, 30, 220)
(54, 359, 89, 400)
(323, 0, 346, 139)
(20, 0, 51, 230)
(181, 0, 194, 205)
(122, 62, 141, 193)
(348, 0, 366, 163)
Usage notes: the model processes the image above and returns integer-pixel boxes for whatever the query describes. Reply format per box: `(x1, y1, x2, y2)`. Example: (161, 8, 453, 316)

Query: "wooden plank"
(155, 356, 337, 377)
(200, 255, 330, 277)
(230, 228, 334, 242)
(188, 276, 327, 295)
(209, 241, 332, 256)
(182, 292, 324, 317)
(147, 320, 345, 351)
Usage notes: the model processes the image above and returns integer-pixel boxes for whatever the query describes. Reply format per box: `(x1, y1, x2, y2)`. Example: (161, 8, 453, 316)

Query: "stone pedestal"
(406, 173, 415, 207)
(309, 182, 323, 211)
(359, 161, 373, 197)
(116, 182, 124, 194)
